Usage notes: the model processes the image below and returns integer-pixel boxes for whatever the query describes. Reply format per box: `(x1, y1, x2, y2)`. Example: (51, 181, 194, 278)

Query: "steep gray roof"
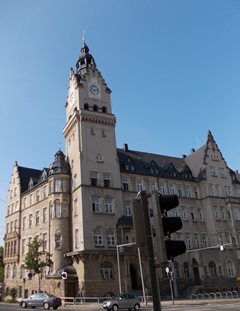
(117, 147, 195, 181)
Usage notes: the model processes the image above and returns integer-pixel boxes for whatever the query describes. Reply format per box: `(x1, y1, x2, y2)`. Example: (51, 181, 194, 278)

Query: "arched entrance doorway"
(192, 258, 201, 285)
(130, 264, 138, 290)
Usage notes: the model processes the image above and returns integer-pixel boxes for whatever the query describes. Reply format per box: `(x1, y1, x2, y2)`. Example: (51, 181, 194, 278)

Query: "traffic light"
(151, 191, 186, 264)
(132, 192, 149, 247)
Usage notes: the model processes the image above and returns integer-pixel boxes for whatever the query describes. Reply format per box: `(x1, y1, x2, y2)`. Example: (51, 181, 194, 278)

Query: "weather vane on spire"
(82, 30, 86, 44)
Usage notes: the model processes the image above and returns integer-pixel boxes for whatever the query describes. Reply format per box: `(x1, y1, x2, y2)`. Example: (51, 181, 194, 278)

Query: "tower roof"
(76, 39, 95, 75)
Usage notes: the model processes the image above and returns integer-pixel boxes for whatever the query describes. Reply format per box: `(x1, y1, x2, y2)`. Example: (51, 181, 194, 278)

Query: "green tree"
(24, 237, 53, 291)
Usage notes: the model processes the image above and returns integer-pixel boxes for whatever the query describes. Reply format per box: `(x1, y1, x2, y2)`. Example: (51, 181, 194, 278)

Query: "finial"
(82, 30, 86, 44)
(58, 141, 61, 151)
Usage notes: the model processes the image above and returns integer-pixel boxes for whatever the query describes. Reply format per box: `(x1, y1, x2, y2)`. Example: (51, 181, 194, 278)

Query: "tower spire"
(76, 33, 95, 75)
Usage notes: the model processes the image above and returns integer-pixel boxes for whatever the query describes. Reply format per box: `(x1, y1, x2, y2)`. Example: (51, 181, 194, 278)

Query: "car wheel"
(112, 304, 119, 311)
(53, 307, 58, 310)
(43, 302, 50, 310)
(21, 301, 27, 308)
(134, 304, 140, 310)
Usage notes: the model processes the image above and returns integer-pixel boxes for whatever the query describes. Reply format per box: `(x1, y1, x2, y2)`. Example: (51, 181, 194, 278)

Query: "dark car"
(19, 292, 62, 310)
(103, 293, 140, 311)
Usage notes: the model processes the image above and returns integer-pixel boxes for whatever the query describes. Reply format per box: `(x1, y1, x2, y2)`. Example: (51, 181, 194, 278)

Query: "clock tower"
(63, 40, 123, 295)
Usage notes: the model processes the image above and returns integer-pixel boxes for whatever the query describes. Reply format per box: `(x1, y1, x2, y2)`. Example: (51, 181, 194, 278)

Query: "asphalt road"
(2, 301, 240, 311)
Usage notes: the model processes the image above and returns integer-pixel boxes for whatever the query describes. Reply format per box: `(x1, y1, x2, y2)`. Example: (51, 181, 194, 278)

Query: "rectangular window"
(197, 208, 203, 222)
(103, 173, 111, 188)
(43, 185, 48, 198)
(43, 207, 47, 223)
(219, 167, 225, 178)
(55, 179, 62, 192)
(43, 233, 47, 251)
(90, 171, 98, 186)
(105, 197, 113, 214)
(92, 197, 100, 213)
(182, 207, 188, 221)
(215, 184, 221, 196)
(159, 182, 165, 194)
(209, 184, 214, 196)
(136, 179, 143, 192)
(201, 233, 208, 248)
(185, 233, 191, 249)
(177, 185, 184, 197)
(29, 214, 33, 228)
(190, 208, 196, 221)
(107, 235, 115, 247)
(169, 184, 175, 195)
(22, 217, 26, 230)
(30, 194, 34, 206)
(122, 176, 129, 191)
(22, 239, 26, 255)
(210, 165, 217, 177)
(36, 191, 40, 202)
(194, 233, 200, 248)
(94, 232, 103, 246)
(150, 181, 157, 192)
(55, 230, 62, 249)
(185, 186, 192, 198)
(36, 211, 40, 225)
(124, 200, 131, 216)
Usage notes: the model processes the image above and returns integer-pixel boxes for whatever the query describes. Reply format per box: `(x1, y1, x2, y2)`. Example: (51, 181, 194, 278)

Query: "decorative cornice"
(80, 114, 116, 126)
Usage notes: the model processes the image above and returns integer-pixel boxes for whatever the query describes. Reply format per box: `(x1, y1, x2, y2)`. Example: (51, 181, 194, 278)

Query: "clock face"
(89, 84, 100, 96)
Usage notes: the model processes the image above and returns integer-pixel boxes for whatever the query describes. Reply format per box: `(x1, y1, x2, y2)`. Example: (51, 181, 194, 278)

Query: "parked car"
(103, 293, 140, 311)
(19, 292, 62, 309)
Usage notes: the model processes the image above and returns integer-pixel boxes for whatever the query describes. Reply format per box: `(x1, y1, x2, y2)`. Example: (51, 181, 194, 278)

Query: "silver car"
(19, 292, 62, 309)
(103, 293, 140, 311)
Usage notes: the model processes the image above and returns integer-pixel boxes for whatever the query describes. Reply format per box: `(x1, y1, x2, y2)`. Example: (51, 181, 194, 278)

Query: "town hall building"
(3, 39, 240, 299)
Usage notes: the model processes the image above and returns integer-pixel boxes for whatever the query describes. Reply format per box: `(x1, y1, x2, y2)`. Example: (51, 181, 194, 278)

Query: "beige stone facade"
(3, 41, 240, 299)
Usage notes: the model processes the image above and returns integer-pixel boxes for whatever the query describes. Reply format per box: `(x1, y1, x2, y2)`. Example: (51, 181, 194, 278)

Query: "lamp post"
(116, 242, 146, 304)
(165, 267, 174, 305)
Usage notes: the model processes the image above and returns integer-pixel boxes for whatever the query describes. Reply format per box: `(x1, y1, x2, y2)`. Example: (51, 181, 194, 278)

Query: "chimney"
(123, 143, 129, 152)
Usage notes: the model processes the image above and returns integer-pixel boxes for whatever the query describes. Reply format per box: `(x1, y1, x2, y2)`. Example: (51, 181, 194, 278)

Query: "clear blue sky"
(1, 0, 240, 243)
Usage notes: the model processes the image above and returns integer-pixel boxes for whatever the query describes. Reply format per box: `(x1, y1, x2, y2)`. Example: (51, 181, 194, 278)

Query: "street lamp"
(165, 267, 174, 305)
(116, 242, 146, 304)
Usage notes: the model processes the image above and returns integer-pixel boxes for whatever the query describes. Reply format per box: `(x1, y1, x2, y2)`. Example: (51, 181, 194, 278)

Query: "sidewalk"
(62, 298, 240, 309)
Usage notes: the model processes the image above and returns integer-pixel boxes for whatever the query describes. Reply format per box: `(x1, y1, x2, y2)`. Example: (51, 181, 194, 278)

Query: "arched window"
(55, 229, 62, 249)
(75, 228, 80, 249)
(20, 265, 25, 279)
(62, 204, 69, 217)
(225, 260, 235, 277)
(100, 261, 113, 280)
(12, 265, 17, 278)
(208, 261, 217, 277)
(84, 103, 89, 110)
(93, 105, 98, 112)
(174, 262, 180, 278)
(182, 262, 190, 278)
(6, 265, 11, 279)
(53, 199, 61, 218)
(102, 106, 107, 113)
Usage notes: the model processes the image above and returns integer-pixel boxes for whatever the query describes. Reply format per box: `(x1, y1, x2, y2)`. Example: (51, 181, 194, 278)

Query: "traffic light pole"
(137, 191, 162, 311)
